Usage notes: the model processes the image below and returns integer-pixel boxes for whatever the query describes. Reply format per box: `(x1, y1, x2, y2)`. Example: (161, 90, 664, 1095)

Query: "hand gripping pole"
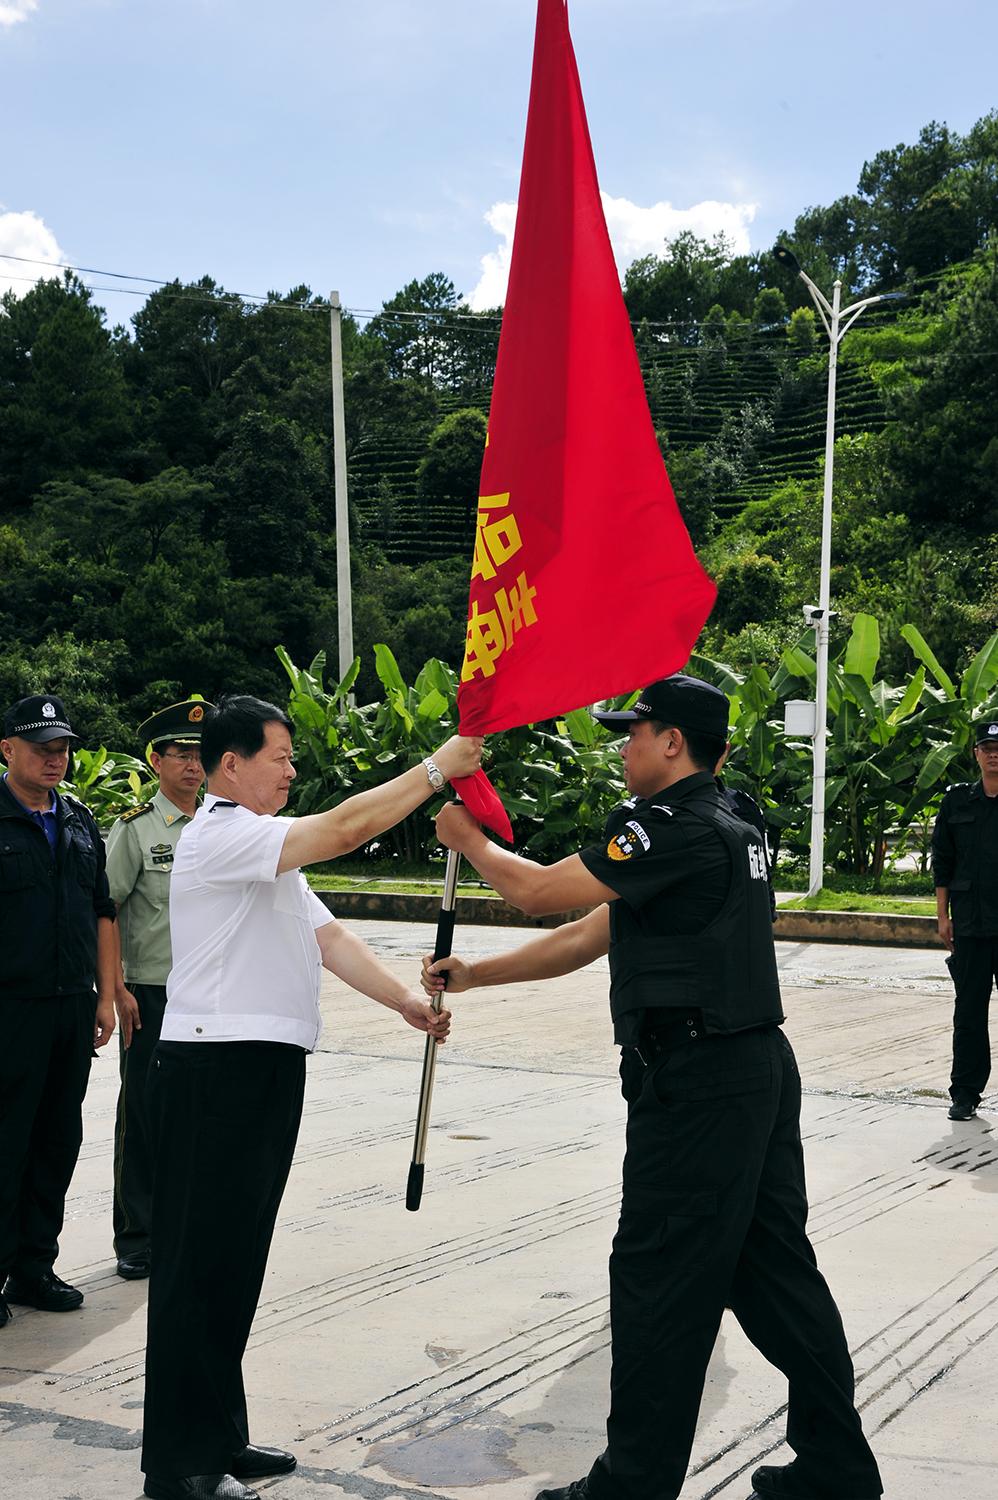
(405, 845, 461, 1211)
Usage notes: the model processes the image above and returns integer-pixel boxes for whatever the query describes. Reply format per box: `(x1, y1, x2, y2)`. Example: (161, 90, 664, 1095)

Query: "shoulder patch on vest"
(119, 801, 155, 823)
(607, 821, 651, 861)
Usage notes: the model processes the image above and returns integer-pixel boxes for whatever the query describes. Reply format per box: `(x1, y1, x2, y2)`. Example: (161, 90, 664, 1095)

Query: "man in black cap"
(425, 675, 881, 1500)
(106, 700, 212, 1279)
(932, 716, 998, 1120)
(0, 695, 117, 1329)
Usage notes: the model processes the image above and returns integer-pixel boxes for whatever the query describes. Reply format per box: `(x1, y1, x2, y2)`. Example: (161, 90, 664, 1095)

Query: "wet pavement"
(2, 922, 993, 1500)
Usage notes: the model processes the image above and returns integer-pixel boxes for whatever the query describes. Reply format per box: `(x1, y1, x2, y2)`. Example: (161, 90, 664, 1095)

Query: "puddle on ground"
(366, 1416, 523, 1487)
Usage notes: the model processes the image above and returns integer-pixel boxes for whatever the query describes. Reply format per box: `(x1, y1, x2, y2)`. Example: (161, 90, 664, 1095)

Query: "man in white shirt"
(140, 695, 481, 1500)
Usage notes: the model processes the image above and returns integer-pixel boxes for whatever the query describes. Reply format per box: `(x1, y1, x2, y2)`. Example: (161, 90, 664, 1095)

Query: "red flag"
(456, 0, 715, 746)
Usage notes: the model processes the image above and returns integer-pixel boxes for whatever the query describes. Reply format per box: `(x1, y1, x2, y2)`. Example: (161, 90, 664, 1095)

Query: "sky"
(2, 0, 998, 330)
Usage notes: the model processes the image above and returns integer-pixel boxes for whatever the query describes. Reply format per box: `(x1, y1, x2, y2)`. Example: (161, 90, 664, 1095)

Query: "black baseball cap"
(2, 694, 79, 744)
(138, 699, 213, 749)
(974, 719, 998, 747)
(593, 674, 729, 739)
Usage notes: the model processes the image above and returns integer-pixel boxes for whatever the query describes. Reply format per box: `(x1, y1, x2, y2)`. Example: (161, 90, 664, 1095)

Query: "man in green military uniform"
(106, 700, 211, 1279)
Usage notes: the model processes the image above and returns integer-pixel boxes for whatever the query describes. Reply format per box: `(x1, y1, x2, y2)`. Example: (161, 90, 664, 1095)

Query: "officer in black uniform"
(931, 717, 998, 1121)
(425, 676, 881, 1500)
(0, 695, 117, 1328)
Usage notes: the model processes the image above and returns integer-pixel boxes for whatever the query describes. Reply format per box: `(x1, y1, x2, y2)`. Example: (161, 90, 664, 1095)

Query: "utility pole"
(329, 290, 354, 683)
(773, 247, 903, 895)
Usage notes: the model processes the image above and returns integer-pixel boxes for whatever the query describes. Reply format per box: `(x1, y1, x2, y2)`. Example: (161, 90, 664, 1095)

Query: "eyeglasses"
(161, 751, 203, 764)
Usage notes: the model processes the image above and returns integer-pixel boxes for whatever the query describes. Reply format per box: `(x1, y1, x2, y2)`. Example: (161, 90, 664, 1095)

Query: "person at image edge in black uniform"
(423, 675, 882, 1500)
(932, 716, 998, 1121)
(0, 695, 117, 1330)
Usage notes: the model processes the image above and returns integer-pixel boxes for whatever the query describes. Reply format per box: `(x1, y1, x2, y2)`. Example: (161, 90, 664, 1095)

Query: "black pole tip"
(406, 1161, 425, 1212)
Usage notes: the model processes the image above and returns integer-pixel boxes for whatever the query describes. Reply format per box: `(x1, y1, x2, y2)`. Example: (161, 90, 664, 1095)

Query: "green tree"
(416, 408, 487, 508)
(0, 275, 134, 505)
(211, 412, 326, 576)
(885, 245, 998, 534)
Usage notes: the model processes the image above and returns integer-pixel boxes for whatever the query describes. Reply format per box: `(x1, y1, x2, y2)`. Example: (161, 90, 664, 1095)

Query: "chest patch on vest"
(607, 821, 651, 861)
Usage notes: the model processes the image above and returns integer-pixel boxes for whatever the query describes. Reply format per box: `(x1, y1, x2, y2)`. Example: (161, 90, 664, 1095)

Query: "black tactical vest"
(607, 785, 785, 1036)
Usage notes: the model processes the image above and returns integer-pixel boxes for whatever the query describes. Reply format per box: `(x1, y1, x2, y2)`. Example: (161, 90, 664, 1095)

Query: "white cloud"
(0, 1, 38, 27)
(0, 207, 67, 299)
(467, 192, 757, 310)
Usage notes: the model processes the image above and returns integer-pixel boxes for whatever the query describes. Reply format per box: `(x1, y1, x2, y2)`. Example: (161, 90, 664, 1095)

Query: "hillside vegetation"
(1, 114, 997, 748)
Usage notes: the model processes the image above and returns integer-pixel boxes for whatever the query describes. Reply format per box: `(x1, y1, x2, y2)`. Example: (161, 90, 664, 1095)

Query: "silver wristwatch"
(423, 757, 446, 792)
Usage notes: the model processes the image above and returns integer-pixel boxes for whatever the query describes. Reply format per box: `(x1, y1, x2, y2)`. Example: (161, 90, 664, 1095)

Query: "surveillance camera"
(802, 605, 824, 623)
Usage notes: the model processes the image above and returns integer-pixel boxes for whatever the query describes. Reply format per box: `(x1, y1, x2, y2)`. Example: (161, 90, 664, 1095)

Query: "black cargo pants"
(585, 1026, 882, 1500)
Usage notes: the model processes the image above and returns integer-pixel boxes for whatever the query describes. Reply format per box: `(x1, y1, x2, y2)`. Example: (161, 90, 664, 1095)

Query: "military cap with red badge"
(137, 699, 214, 749)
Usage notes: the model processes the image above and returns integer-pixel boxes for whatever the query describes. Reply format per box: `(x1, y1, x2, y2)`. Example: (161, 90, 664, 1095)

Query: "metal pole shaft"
(406, 847, 461, 1211)
(329, 291, 354, 683)
(808, 279, 841, 898)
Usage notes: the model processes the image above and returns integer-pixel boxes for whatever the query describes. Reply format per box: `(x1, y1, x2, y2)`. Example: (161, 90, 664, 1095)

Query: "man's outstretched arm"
(278, 735, 482, 873)
(422, 905, 611, 996)
(316, 919, 452, 1041)
(433, 803, 618, 917)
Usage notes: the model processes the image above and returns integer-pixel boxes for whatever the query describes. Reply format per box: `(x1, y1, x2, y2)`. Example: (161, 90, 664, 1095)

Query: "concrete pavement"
(2, 924, 994, 1500)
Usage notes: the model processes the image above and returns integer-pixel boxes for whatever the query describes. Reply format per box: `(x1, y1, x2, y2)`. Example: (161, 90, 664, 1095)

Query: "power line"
(1, 252, 992, 355)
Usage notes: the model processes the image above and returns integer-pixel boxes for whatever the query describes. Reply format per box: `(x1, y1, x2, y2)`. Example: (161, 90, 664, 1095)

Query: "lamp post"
(772, 245, 900, 896)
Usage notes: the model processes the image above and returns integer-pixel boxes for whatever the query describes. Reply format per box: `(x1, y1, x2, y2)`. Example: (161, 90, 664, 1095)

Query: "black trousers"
(585, 1027, 882, 1500)
(0, 990, 96, 1283)
(141, 1040, 306, 1479)
(949, 936, 998, 1104)
(112, 983, 168, 1260)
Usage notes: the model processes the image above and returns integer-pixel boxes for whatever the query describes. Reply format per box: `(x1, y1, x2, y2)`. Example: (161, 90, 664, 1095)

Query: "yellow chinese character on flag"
(462, 601, 506, 682)
(495, 572, 539, 649)
(472, 493, 523, 582)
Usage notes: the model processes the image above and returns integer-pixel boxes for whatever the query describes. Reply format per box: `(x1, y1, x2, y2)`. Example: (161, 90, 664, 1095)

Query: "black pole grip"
(406, 1161, 425, 1212)
(433, 907, 457, 966)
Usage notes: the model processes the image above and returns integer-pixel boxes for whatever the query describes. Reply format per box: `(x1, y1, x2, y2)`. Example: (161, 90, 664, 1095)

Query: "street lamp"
(773, 245, 902, 896)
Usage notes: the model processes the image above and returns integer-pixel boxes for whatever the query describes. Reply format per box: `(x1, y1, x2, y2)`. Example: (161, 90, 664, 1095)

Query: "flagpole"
(406, 845, 461, 1211)
(329, 289, 354, 687)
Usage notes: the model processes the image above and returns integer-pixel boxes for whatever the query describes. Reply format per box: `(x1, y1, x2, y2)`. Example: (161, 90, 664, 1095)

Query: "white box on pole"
(785, 700, 816, 737)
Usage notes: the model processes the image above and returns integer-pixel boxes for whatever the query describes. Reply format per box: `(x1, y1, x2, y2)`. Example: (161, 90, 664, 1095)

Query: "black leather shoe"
(4, 1270, 84, 1311)
(116, 1253, 151, 1280)
(0, 1296, 10, 1328)
(230, 1443, 297, 1478)
(536, 1480, 590, 1500)
(751, 1460, 880, 1499)
(948, 1098, 977, 1120)
(143, 1475, 260, 1500)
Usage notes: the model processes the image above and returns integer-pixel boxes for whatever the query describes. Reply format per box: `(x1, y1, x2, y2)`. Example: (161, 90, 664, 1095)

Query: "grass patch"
(775, 868, 932, 896)
(778, 891, 936, 916)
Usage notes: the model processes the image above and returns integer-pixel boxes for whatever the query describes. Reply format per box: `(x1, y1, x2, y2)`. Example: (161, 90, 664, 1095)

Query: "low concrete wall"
(773, 908, 943, 949)
(313, 889, 593, 930)
(313, 889, 945, 948)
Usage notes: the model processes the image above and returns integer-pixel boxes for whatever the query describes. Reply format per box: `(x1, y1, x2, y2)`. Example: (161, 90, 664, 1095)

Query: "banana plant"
(62, 746, 157, 829)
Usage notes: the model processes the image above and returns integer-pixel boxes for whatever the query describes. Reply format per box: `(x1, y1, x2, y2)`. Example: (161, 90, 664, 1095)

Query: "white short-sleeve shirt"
(162, 792, 333, 1051)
